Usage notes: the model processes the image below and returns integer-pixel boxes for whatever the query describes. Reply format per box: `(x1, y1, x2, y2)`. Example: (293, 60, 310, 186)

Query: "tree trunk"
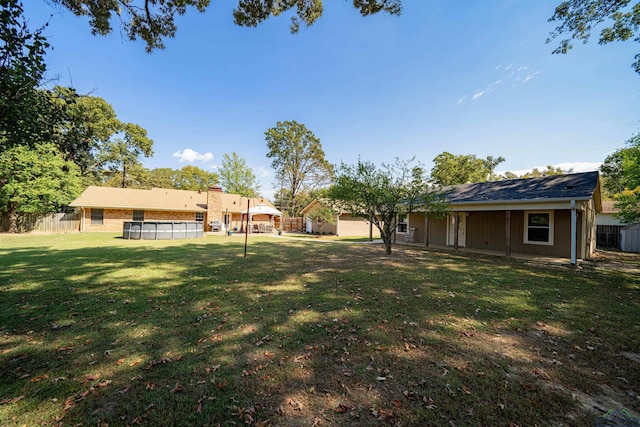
(7, 203, 18, 233)
(381, 229, 393, 255)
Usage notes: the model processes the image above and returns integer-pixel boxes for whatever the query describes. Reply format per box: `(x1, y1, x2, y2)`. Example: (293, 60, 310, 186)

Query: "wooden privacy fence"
(282, 217, 303, 232)
(0, 212, 81, 233)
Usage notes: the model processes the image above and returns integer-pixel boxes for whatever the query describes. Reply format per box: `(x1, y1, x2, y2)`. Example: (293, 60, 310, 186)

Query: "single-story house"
(398, 171, 602, 264)
(300, 199, 380, 237)
(69, 186, 280, 233)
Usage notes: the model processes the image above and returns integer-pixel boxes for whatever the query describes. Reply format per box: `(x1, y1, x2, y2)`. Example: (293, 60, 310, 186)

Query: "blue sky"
(25, 1, 639, 198)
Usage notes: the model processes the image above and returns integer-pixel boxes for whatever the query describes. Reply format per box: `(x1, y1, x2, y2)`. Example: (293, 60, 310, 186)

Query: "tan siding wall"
(466, 211, 506, 251)
(508, 210, 581, 258)
(407, 213, 425, 242)
(338, 215, 375, 237)
(428, 217, 447, 245)
(309, 220, 338, 234)
(84, 208, 205, 232)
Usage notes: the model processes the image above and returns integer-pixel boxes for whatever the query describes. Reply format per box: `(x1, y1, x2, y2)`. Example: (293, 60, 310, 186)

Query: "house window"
(195, 212, 204, 222)
(133, 210, 144, 221)
(91, 208, 104, 225)
(397, 221, 408, 233)
(524, 211, 554, 245)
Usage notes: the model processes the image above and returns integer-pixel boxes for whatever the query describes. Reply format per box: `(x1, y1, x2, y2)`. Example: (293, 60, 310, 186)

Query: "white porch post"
(571, 200, 577, 266)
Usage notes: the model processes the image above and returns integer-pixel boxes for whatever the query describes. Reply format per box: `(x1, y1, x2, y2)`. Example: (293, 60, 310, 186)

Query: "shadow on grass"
(0, 234, 638, 426)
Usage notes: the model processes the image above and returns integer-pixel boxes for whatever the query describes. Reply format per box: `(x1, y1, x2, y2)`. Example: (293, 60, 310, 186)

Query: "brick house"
(69, 186, 278, 232)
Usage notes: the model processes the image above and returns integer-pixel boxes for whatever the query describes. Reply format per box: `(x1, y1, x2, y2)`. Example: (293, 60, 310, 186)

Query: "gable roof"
(443, 171, 601, 207)
(601, 200, 619, 214)
(213, 193, 276, 213)
(69, 186, 276, 213)
(70, 186, 208, 211)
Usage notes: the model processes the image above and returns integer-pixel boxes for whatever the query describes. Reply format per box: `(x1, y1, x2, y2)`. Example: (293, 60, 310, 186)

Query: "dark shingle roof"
(443, 171, 599, 204)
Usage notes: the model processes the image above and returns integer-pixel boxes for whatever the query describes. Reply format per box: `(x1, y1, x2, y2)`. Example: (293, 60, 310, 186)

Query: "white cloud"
(554, 162, 601, 172)
(496, 162, 601, 177)
(256, 166, 271, 178)
(458, 64, 539, 104)
(172, 148, 214, 163)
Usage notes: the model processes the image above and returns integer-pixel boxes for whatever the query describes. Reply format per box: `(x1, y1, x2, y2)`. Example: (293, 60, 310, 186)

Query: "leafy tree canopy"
(172, 164, 218, 191)
(98, 122, 153, 188)
(429, 152, 505, 185)
(50, 0, 401, 52)
(548, 0, 640, 74)
(218, 152, 260, 197)
(1, 0, 61, 150)
(329, 157, 448, 255)
(0, 143, 82, 232)
(601, 134, 640, 223)
(265, 120, 332, 216)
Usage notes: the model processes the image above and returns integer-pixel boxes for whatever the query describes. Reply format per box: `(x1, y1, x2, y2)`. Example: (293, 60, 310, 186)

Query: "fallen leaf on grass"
(392, 399, 402, 408)
(145, 382, 155, 390)
(0, 395, 25, 405)
(335, 403, 351, 413)
(170, 383, 185, 393)
(119, 385, 131, 394)
(286, 398, 302, 411)
(63, 387, 95, 411)
(97, 419, 109, 427)
(129, 357, 143, 367)
(31, 374, 49, 383)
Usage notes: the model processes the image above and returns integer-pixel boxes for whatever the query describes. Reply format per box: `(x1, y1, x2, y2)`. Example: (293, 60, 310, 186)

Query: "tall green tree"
(601, 134, 640, 223)
(52, 86, 121, 178)
(98, 123, 153, 188)
(329, 157, 447, 255)
(430, 152, 505, 185)
(548, 0, 640, 74)
(0, 143, 82, 232)
(519, 165, 572, 179)
(265, 120, 333, 216)
(49, 0, 401, 52)
(218, 152, 261, 197)
(146, 167, 177, 189)
(173, 165, 218, 191)
(1, 0, 61, 151)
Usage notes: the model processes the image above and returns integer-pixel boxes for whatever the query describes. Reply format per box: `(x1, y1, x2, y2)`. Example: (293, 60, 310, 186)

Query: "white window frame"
(195, 212, 204, 222)
(524, 210, 554, 246)
(397, 221, 408, 233)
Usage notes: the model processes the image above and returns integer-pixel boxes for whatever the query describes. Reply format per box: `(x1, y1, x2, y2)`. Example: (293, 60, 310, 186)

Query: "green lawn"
(0, 233, 638, 426)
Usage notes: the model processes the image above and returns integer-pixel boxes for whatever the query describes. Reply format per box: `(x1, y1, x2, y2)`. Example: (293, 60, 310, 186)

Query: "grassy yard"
(0, 233, 638, 426)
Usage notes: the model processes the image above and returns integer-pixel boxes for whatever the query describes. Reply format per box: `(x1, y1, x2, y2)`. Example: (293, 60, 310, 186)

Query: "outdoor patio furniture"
(404, 228, 416, 243)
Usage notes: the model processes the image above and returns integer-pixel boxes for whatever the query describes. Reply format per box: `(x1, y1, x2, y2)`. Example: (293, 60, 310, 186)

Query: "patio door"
(447, 213, 466, 247)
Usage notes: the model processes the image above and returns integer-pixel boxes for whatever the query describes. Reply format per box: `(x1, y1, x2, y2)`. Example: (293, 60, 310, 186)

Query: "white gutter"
(448, 196, 592, 207)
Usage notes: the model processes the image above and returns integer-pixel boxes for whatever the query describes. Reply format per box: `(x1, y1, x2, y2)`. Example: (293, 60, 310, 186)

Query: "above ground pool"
(123, 221, 204, 240)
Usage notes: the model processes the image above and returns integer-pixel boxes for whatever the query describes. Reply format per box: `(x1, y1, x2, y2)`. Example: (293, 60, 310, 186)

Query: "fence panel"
(282, 217, 303, 232)
(0, 212, 80, 233)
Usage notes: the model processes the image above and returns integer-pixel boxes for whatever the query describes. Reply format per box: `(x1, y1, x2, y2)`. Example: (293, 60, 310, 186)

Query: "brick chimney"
(207, 186, 223, 229)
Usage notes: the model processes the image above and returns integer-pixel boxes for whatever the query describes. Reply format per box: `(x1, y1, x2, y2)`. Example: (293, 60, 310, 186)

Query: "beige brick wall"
(207, 190, 223, 224)
(83, 208, 205, 232)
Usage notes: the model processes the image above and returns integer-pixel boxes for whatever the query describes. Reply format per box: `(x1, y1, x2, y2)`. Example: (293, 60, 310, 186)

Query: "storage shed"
(621, 223, 640, 253)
